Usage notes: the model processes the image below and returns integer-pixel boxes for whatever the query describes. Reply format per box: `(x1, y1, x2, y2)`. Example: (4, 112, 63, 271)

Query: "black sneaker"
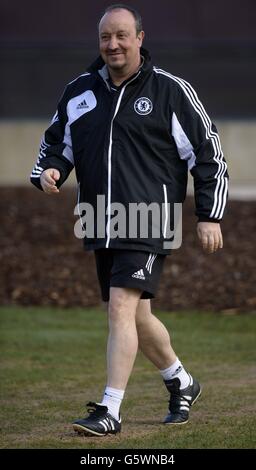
(73, 402, 121, 436)
(163, 374, 201, 424)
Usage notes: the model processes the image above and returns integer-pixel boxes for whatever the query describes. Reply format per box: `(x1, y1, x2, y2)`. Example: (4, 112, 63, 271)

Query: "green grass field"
(0, 307, 255, 449)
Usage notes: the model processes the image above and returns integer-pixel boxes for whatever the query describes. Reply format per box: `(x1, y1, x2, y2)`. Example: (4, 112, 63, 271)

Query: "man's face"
(99, 9, 144, 72)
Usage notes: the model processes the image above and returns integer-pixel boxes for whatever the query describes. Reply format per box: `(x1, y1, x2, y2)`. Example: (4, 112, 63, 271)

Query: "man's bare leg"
(135, 298, 201, 425)
(106, 286, 141, 389)
(135, 299, 177, 369)
(73, 287, 142, 434)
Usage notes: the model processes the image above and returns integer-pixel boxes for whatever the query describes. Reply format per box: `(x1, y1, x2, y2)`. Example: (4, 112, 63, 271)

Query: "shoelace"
(169, 393, 190, 413)
(85, 402, 107, 419)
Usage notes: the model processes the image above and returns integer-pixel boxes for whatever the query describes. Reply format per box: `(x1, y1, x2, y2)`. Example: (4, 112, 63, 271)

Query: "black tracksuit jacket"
(30, 48, 228, 254)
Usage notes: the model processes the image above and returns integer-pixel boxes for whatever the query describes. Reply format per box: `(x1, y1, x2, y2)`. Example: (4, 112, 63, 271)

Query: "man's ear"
(138, 30, 145, 46)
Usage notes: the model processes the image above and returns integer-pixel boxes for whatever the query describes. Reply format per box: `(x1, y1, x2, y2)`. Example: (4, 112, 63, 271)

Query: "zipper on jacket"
(163, 184, 168, 238)
(105, 71, 141, 248)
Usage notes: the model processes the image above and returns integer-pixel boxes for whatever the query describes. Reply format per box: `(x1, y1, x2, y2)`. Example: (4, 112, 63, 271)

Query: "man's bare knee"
(108, 287, 141, 323)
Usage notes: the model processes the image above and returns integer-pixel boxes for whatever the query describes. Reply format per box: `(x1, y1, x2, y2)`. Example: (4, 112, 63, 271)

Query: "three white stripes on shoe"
(98, 417, 117, 432)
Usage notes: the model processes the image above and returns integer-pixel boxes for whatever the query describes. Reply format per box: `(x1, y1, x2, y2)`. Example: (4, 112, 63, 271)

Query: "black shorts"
(94, 248, 166, 302)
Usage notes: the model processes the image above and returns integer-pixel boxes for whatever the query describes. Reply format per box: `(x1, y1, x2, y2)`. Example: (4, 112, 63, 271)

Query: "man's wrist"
(197, 217, 221, 223)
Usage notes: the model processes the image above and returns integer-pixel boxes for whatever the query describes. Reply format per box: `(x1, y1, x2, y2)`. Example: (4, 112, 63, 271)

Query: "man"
(30, 4, 228, 436)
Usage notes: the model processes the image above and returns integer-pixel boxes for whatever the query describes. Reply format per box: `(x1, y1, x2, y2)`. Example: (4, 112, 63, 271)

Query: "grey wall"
(1, 0, 256, 118)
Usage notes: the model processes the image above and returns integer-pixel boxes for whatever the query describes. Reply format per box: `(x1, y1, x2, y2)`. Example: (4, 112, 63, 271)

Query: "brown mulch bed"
(0, 187, 255, 312)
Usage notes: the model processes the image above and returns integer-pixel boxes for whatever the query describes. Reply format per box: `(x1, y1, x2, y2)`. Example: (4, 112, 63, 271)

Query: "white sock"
(160, 358, 190, 389)
(100, 386, 124, 420)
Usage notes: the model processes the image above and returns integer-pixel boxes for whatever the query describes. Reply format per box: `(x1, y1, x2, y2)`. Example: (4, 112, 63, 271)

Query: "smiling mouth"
(107, 52, 124, 56)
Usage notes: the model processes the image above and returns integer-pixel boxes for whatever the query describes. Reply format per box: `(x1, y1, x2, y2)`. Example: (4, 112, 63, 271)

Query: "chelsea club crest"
(134, 97, 153, 115)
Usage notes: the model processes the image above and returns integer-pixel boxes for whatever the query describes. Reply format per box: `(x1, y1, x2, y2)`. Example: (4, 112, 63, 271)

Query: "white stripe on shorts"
(145, 253, 157, 274)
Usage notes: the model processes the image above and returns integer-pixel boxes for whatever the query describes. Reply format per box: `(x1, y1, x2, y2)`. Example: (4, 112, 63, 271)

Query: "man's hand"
(40, 169, 60, 194)
(197, 222, 223, 254)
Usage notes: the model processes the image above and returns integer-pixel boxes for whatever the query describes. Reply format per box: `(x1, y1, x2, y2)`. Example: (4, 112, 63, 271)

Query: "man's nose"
(108, 36, 118, 49)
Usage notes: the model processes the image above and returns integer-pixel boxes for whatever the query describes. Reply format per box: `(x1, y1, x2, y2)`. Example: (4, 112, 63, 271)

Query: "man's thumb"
(52, 169, 60, 181)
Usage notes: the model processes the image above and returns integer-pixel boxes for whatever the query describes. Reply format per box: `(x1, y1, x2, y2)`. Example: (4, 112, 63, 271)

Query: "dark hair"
(101, 4, 143, 35)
